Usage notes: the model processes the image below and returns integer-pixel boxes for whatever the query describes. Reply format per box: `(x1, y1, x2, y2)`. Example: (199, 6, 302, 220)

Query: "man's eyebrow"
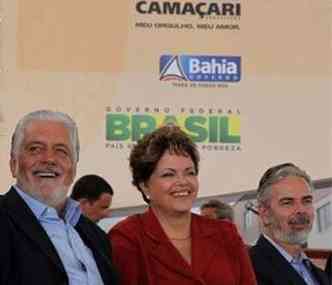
(26, 141, 44, 145)
(302, 195, 313, 200)
(278, 197, 293, 202)
(54, 143, 70, 149)
(279, 197, 293, 200)
(279, 195, 313, 202)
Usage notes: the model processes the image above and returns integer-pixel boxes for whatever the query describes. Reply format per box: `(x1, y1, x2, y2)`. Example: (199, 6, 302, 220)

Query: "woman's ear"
(139, 182, 150, 198)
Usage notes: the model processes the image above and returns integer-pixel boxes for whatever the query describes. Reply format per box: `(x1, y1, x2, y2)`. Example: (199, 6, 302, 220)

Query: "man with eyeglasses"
(249, 163, 329, 285)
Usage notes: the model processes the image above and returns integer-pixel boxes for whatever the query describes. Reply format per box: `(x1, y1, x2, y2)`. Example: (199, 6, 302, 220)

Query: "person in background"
(0, 110, 118, 285)
(108, 124, 256, 285)
(200, 199, 234, 221)
(249, 162, 329, 285)
(71, 174, 113, 223)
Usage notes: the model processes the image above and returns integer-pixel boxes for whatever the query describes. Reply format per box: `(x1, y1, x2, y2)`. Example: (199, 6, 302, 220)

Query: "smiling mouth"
(289, 216, 311, 227)
(33, 170, 60, 178)
(172, 190, 192, 197)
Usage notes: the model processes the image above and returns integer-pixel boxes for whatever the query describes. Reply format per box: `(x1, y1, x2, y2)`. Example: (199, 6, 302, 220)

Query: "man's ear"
(71, 164, 77, 185)
(258, 204, 271, 227)
(10, 157, 17, 178)
(78, 198, 92, 208)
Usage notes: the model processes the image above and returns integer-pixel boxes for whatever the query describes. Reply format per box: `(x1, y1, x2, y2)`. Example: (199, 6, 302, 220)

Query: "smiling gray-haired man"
(249, 163, 329, 285)
(0, 110, 118, 285)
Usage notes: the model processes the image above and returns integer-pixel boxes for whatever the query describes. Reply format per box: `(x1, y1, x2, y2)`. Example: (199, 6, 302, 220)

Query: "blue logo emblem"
(160, 55, 241, 82)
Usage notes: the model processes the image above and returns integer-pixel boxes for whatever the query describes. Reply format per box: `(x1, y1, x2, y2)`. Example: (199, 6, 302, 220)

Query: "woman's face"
(143, 150, 199, 215)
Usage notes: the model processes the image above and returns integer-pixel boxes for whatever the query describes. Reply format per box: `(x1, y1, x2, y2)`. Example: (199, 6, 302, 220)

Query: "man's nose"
(41, 149, 57, 163)
(294, 202, 310, 213)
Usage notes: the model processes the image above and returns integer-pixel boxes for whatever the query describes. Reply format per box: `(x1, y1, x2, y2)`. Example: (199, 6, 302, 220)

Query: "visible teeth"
(173, 191, 190, 197)
(36, 172, 57, 178)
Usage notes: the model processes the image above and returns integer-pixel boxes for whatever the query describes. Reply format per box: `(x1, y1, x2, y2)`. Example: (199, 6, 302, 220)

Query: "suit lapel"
(257, 236, 330, 285)
(256, 236, 330, 285)
(3, 188, 66, 274)
(309, 261, 330, 285)
(75, 217, 115, 284)
(139, 209, 222, 281)
(140, 209, 194, 279)
(191, 215, 220, 276)
(325, 255, 332, 281)
(256, 236, 307, 285)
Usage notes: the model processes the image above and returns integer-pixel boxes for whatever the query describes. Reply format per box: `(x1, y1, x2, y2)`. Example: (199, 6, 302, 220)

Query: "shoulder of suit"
(107, 213, 144, 246)
(249, 236, 266, 255)
(0, 193, 10, 214)
(77, 215, 112, 254)
(193, 213, 238, 233)
(0, 194, 14, 241)
(109, 213, 142, 234)
(192, 213, 243, 249)
(79, 215, 108, 235)
(249, 243, 265, 261)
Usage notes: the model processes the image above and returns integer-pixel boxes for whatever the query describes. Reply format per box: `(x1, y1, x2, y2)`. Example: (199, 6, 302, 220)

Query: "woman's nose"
(175, 174, 188, 184)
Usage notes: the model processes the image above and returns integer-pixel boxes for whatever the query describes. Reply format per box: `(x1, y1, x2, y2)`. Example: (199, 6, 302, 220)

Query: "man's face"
(10, 120, 76, 210)
(260, 176, 314, 246)
(80, 193, 113, 222)
(201, 207, 218, 219)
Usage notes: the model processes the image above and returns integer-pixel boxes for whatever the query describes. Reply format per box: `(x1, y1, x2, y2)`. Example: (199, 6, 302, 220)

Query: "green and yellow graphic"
(106, 113, 240, 144)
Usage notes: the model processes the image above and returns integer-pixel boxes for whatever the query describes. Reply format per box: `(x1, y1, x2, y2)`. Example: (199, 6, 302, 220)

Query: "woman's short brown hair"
(129, 124, 199, 203)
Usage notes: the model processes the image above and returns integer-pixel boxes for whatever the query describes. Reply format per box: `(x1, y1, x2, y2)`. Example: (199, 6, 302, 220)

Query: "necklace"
(169, 235, 191, 241)
(152, 208, 192, 241)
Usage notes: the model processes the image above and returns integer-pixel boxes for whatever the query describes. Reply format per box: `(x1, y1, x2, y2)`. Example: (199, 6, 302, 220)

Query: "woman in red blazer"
(108, 124, 256, 285)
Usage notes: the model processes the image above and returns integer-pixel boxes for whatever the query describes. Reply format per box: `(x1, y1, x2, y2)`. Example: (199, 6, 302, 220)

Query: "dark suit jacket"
(250, 235, 329, 285)
(109, 208, 256, 285)
(325, 254, 332, 284)
(0, 187, 118, 285)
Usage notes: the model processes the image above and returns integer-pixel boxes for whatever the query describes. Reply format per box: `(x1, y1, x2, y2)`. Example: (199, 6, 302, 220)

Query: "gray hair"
(11, 110, 80, 162)
(257, 163, 313, 206)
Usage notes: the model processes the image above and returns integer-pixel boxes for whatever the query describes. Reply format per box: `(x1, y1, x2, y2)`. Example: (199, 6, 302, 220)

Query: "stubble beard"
(268, 214, 312, 245)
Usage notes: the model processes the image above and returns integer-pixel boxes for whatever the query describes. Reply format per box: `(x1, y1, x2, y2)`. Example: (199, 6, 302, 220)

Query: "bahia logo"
(160, 55, 241, 82)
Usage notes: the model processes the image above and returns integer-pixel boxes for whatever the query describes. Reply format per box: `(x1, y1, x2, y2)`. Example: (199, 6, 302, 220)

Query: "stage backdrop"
(0, 0, 331, 208)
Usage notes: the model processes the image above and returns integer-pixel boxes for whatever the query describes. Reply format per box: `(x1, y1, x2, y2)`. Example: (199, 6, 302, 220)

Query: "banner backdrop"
(1, 0, 331, 208)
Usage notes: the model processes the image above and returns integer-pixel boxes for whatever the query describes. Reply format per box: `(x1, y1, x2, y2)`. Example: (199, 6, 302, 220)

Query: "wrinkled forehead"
(271, 176, 312, 199)
(21, 121, 76, 160)
(23, 120, 71, 143)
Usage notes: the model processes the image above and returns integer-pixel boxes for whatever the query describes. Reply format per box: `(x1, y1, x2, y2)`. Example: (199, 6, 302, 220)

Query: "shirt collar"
(63, 197, 82, 225)
(14, 184, 81, 226)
